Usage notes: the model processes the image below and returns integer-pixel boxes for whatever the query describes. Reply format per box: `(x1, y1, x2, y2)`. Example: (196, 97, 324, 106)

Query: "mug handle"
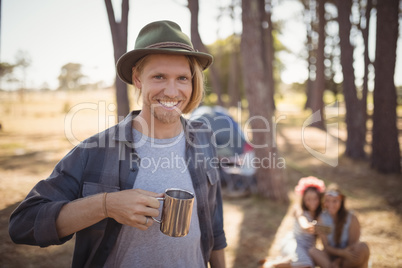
(151, 197, 165, 224)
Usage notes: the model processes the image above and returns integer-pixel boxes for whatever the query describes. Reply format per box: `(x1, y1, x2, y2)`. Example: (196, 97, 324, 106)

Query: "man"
(9, 20, 227, 267)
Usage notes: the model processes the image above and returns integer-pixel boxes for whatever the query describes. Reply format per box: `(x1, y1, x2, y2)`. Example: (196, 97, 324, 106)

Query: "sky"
(1, 0, 401, 90)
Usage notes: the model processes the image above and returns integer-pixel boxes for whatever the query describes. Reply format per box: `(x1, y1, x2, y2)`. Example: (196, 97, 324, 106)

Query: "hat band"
(325, 190, 340, 197)
(145, 41, 195, 52)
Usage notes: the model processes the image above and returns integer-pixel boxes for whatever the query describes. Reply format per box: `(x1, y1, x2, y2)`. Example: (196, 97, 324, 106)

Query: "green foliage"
(58, 63, 86, 91)
(0, 51, 32, 90)
(0, 62, 15, 78)
(287, 81, 307, 94)
(397, 85, 402, 105)
(207, 34, 243, 97)
(205, 29, 287, 108)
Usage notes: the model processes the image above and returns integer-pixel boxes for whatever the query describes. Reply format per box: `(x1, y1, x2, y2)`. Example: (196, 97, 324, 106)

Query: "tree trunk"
(304, 7, 314, 110)
(361, 0, 372, 118)
(259, 0, 275, 112)
(304, 78, 314, 110)
(302, 0, 314, 110)
(105, 0, 130, 120)
(337, 0, 366, 159)
(241, 0, 287, 202)
(228, 41, 241, 107)
(371, 0, 401, 173)
(188, 0, 224, 107)
(0, 0, 2, 61)
(310, 0, 326, 129)
(227, 8, 242, 108)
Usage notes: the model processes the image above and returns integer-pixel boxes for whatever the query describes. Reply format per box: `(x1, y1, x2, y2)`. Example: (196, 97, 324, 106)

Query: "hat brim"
(116, 48, 213, 85)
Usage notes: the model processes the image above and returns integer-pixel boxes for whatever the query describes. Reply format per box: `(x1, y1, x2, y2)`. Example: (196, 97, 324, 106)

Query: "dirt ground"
(0, 90, 401, 268)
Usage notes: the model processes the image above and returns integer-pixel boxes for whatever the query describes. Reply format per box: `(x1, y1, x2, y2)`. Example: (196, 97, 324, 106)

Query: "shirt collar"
(112, 110, 203, 143)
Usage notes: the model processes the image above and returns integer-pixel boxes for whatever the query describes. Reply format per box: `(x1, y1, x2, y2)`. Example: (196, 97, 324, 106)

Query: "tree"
(205, 35, 245, 107)
(371, 0, 401, 173)
(336, 0, 366, 158)
(0, 0, 2, 59)
(309, 0, 326, 129)
(58, 63, 85, 91)
(259, 0, 275, 112)
(187, 0, 224, 107)
(225, 1, 243, 107)
(241, 0, 287, 201)
(105, 0, 129, 121)
(0, 62, 14, 81)
(359, 0, 372, 120)
(14, 50, 31, 101)
(227, 35, 242, 107)
(301, 0, 316, 110)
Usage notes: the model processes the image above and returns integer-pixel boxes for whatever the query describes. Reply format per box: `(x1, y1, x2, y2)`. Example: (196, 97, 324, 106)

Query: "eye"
(178, 76, 189, 81)
(154, 75, 164, 80)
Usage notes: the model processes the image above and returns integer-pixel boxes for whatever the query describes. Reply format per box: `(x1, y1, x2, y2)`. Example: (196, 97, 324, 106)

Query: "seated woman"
(309, 184, 370, 268)
(261, 176, 326, 268)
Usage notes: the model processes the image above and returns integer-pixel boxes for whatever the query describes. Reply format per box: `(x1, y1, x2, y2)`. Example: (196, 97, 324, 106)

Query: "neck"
(329, 212, 338, 220)
(133, 113, 183, 139)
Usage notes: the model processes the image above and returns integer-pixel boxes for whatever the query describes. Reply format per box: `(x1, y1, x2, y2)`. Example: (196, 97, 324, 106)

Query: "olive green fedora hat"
(116, 20, 213, 85)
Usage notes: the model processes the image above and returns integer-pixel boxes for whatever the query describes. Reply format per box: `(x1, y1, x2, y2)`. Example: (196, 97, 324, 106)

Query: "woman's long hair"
(326, 184, 348, 247)
(301, 186, 323, 220)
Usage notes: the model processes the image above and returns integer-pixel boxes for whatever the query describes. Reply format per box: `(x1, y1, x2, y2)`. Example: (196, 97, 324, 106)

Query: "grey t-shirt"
(104, 129, 204, 267)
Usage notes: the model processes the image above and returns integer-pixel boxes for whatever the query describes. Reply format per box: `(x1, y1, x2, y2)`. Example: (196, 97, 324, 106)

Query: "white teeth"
(159, 101, 178, 108)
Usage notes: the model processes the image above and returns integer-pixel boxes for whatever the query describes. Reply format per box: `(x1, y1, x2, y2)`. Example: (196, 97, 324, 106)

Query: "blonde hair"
(131, 55, 205, 114)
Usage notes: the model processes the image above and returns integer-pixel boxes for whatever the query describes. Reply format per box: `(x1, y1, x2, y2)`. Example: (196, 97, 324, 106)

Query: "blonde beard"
(150, 106, 182, 124)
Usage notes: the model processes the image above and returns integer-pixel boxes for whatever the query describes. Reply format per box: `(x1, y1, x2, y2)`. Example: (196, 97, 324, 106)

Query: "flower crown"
(295, 176, 326, 196)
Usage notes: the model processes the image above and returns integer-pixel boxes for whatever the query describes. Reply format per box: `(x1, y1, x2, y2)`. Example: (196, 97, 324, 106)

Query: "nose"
(164, 79, 179, 98)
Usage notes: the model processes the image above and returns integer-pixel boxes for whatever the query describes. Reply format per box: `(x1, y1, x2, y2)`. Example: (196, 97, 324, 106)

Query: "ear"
(132, 67, 142, 89)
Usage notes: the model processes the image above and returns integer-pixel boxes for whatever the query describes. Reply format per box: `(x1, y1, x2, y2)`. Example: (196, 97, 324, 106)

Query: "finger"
(129, 203, 160, 218)
(129, 215, 151, 230)
(143, 207, 160, 218)
(139, 216, 155, 229)
(133, 188, 164, 198)
(132, 189, 164, 208)
(136, 195, 161, 209)
(143, 216, 155, 228)
(135, 222, 148, 231)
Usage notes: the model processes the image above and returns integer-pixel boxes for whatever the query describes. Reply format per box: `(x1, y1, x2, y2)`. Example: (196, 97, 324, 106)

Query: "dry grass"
(0, 90, 401, 267)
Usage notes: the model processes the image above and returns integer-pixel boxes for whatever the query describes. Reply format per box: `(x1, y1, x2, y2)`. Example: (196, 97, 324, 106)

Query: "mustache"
(152, 96, 186, 101)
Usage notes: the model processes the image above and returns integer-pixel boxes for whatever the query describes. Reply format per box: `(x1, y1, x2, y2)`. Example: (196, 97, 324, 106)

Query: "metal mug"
(152, 188, 194, 237)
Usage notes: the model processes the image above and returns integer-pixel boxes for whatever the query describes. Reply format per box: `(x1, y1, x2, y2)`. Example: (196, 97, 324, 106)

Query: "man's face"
(133, 54, 192, 125)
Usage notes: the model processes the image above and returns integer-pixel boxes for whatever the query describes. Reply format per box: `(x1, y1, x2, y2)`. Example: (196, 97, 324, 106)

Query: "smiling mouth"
(158, 100, 180, 109)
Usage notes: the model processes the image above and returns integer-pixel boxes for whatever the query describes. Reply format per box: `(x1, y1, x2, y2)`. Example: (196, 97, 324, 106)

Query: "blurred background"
(0, 0, 401, 267)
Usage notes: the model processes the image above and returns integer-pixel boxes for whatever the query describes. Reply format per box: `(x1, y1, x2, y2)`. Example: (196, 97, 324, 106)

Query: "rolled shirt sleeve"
(9, 145, 86, 246)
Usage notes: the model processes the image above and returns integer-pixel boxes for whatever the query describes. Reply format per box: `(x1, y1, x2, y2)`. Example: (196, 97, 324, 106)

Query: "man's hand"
(56, 189, 163, 238)
(107, 189, 163, 230)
